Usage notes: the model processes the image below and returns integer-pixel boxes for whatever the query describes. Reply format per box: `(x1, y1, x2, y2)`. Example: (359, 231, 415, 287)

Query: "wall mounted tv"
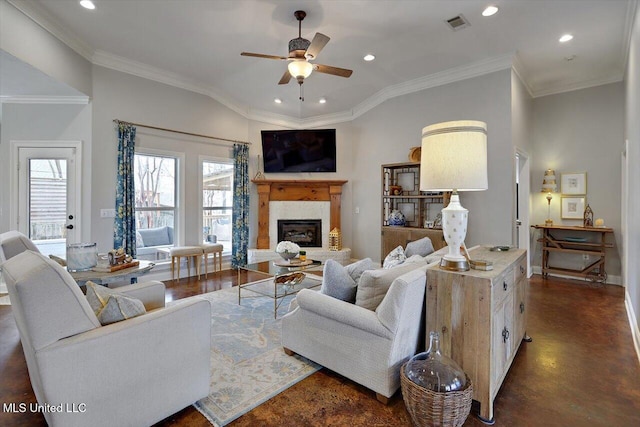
(261, 129, 336, 173)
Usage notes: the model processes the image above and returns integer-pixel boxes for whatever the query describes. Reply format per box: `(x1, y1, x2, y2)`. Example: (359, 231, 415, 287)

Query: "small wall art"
(561, 196, 586, 219)
(561, 172, 587, 195)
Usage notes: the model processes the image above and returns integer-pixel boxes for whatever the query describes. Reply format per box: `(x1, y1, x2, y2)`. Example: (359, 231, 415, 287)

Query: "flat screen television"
(261, 129, 336, 173)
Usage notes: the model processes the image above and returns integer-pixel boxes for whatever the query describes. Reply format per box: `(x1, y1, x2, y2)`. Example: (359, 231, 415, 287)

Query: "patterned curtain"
(114, 123, 137, 258)
(232, 143, 249, 268)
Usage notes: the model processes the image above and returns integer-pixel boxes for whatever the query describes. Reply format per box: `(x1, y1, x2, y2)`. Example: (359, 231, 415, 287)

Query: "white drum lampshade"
(420, 120, 488, 271)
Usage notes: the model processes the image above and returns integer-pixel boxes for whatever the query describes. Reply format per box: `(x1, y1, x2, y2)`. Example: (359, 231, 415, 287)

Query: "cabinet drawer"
(515, 255, 527, 282)
(492, 267, 515, 308)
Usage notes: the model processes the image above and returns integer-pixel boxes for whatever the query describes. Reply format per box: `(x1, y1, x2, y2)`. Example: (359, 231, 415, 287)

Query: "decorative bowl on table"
(275, 240, 301, 263)
(275, 272, 306, 292)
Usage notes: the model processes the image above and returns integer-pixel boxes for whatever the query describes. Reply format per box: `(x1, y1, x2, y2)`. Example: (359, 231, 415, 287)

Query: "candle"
(595, 218, 604, 227)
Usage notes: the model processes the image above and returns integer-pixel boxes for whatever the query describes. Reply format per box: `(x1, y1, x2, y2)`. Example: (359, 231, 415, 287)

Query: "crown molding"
(511, 52, 535, 98)
(246, 108, 355, 129)
(92, 50, 249, 118)
(0, 95, 90, 104)
(622, 0, 639, 72)
(531, 73, 624, 98)
(7, 0, 94, 61)
(350, 54, 514, 121)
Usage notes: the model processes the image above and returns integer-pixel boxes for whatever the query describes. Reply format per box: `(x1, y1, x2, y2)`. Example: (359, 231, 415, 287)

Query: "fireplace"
(278, 219, 322, 247)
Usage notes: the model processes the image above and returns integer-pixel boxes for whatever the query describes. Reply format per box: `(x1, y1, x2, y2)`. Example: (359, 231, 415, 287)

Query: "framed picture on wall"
(561, 196, 586, 219)
(561, 172, 587, 195)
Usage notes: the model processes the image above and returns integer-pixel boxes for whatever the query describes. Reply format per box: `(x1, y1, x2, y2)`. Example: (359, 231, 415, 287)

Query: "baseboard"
(625, 290, 640, 367)
(530, 266, 622, 285)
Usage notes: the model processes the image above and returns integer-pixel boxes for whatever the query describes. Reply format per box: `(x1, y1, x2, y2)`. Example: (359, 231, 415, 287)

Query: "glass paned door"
(18, 147, 80, 257)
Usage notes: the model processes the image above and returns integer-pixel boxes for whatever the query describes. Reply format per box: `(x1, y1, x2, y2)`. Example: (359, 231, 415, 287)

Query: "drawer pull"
(502, 327, 510, 343)
(520, 265, 525, 274)
(520, 302, 525, 313)
(503, 281, 508, 291)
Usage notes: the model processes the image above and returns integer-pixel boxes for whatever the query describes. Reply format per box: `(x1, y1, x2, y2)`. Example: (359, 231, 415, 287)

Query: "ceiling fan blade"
(241, 52, 288, 60)
(278, 70, 292, 85)
(313, 63, 353, 78)
(305, 32, 330, 60)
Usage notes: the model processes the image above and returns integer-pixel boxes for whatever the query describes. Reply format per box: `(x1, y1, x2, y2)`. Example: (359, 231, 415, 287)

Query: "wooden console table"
(532, 225, 614, 282)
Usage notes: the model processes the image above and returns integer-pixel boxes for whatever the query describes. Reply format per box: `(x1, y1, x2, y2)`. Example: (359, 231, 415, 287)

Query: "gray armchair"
(1, 250, 211, 427)
(282, 265, 427, 403)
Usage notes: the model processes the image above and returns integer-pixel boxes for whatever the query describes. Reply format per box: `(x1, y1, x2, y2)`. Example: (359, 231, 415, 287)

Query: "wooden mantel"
(252, 179, 348, 249)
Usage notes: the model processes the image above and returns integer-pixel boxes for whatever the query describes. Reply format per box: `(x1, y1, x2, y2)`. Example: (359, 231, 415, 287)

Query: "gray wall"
(531, 83, 624, 279)
(91, 65, 248, 252)
(0, 0, 92, 96)
(350, 69, 514, 262)
(624, 5, 640, 345)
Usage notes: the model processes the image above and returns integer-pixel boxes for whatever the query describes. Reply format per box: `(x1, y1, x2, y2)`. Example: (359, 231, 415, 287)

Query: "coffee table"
(238, 260, 324, 318)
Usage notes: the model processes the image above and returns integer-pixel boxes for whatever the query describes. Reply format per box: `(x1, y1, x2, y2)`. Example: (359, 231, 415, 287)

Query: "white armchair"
(1, 250, 211, 427)
(282, 265, 427, 403)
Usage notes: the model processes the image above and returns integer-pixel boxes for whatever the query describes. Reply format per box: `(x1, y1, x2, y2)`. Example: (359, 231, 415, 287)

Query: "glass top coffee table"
(238, 259, 324, 318)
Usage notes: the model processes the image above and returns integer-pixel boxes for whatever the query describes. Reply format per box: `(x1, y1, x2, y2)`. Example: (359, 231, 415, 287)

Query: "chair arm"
(114, 280, 166, 310)
(35, 299, 211, 411)
(295, 289, 393, 339)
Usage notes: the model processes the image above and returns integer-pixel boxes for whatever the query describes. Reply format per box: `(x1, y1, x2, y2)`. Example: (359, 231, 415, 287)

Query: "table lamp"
(420, 120, 488, 271)
(540, 169, 557, 226)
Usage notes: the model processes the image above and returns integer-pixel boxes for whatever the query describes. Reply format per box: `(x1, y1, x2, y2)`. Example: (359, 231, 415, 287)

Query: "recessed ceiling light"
(482, 6, 499, 17)
(274, 98, 282, 104)
(319, 97, 327, 104)
(559, 34, 573, 43)
(363, 54, 375, 62)
(79, 0, 95, 10)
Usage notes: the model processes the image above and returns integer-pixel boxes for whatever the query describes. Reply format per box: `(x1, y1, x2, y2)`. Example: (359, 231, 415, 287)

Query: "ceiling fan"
(241, 10, 353, 101)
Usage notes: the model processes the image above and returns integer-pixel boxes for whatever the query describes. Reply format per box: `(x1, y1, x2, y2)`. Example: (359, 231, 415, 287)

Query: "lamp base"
(545, 219, 554, 226)
(440, 257, 470, 271)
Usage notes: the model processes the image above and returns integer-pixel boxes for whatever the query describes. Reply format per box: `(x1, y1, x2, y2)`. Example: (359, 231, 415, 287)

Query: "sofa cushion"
(320, 259, 357, 302)
(355, 259, 427, 310)
(383, 245, 406, 269)
(86, 281, 147, 325)
(405, 236, 435, 258)
(345, 257, 375, 283)
(137, 226, 172, 247)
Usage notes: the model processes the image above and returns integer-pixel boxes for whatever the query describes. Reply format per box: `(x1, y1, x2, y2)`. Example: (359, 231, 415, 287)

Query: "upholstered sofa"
(1, 249, 211, 427)
(282, 262, 428, 403)
(136, 226, 174, 260)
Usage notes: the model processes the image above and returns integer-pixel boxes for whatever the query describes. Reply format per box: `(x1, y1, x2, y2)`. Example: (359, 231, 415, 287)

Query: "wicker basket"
(400, 362, 473, 427)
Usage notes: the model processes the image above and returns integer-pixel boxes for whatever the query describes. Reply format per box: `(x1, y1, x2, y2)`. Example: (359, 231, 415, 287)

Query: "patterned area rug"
(169, 280, 320, 426)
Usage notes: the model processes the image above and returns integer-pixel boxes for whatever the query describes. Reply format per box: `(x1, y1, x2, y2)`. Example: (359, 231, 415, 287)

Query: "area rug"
(169, 279, 321, 426)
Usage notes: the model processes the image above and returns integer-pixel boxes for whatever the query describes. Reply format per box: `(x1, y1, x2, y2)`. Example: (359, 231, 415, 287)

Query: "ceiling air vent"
(445, 14, 470, 31)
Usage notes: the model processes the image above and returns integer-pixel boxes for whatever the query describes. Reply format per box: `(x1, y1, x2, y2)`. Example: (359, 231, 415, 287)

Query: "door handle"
(66, 224, 74, 230)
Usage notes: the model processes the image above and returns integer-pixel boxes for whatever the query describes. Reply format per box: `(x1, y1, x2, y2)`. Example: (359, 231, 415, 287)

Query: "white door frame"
(515, 148, 531, 277)
(10, 140, 83, 241)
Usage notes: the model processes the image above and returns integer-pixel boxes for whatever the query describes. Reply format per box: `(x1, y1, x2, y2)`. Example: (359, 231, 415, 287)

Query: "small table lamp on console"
(420, 120, 488, 272)
(541, 169, 557, 226)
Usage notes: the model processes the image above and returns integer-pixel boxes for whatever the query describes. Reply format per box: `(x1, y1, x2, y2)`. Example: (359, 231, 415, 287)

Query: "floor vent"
(445, 14, 470, 31)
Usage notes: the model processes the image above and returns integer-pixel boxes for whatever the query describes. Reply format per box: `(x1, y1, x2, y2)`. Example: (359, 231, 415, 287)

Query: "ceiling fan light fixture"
(288, 60, 313, 79)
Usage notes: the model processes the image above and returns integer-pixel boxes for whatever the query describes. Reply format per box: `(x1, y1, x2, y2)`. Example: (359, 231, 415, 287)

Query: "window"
(134, 153, 177, 260)
(202, 160, 233, 254)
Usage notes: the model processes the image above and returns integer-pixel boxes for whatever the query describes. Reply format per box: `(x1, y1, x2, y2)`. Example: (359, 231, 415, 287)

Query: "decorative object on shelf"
(389, 185, 403, 195)
(408, 146, 421, 162)
(253, 154, 265, 180)
(299, 250, 307, 262)
(401, 331, 472, 427)
(432, 213, 442, 229)
(425, 220, 434, 229)
(420, 120, 488, 272)
(595, 218, 605, 227)
(329, 228, 342, 251)
(561, 172, 587, 195)
(107, 248, 132, 266)
(561, 196, 586, 219)
(583, 204, 594, 227)
(540, 168, 557, 226)
(388, 209, 406, 226)
(275, 240, 300, 262)
(66, 243, 98, 272)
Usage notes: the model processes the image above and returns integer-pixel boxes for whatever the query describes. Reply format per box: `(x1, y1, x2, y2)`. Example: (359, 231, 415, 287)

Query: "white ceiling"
(4, 0, 636, 123)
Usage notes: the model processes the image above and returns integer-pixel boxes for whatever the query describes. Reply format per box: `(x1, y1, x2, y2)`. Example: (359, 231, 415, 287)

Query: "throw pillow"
(135, 231, 145, 248)
(85, 281, 146, 325)
(405, 236, 435, 258)
(383, 245, 406, 269)
(320, 259, 357, 302)
(355, 258, 428, 310)
(345, 257, 375, 283)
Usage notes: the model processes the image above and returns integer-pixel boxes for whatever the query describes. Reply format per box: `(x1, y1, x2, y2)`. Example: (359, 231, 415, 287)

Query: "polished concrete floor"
(1, 272, 639, 426)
